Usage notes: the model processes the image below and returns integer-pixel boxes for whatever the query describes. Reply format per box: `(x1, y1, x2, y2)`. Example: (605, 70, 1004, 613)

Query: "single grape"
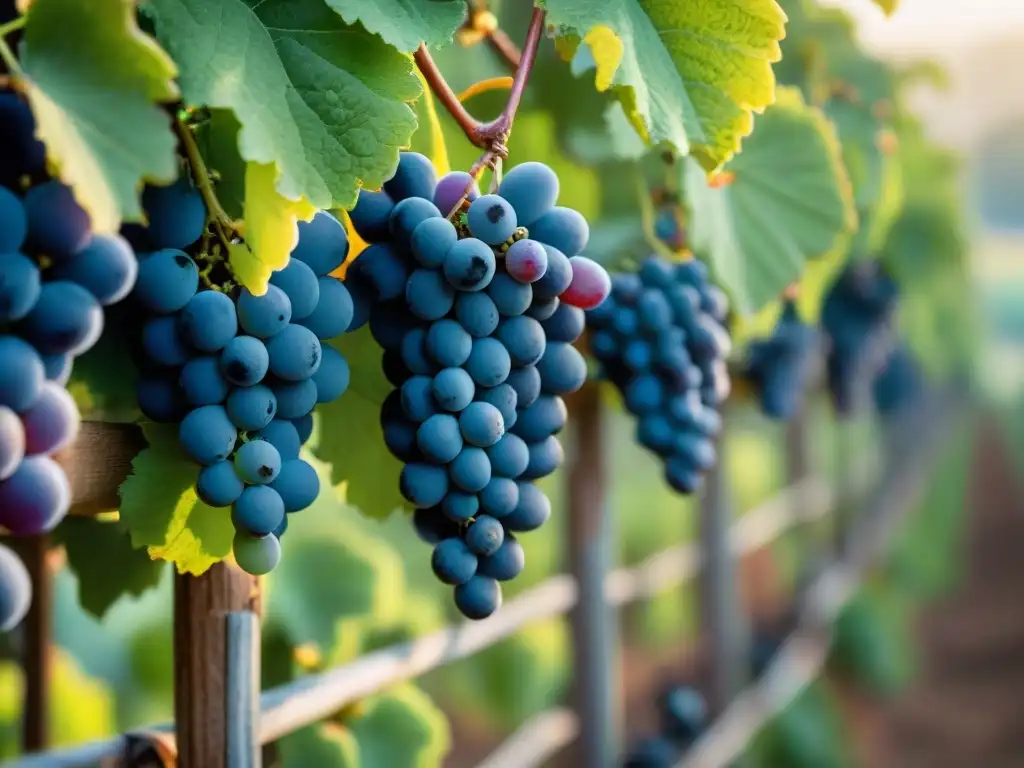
(536, 342, 588, 395)
(226, 385, 277, 431)
(530, 206, 589, 257)
(465, 337, 511, 388)
(637, 289, 674, 333)
(142, 178, 207, 251)
(454, 291, 499, 338)
(269, 258, 320, 320)
(406, 268, 456, 321)
(41, 353, 71, 386)
(234, 439, 282, 485)
(637, 415, 675, 456)
(349, 188, 394, 243)
(384, 152, 437, 203)
(511, 395, 567, 442)
(454, 575, 501, 620)
(485, 433, 530, 479)
(220, 336, 270, 387)
(19, 281, 103, 356)
(625, 375, 664, 414)
(52, 233, 138, 306)
(623, 339, 653, 371)
(531, 245, 573, 300)
(292, 412, 314, 444)
(504, 238, 548, 284)
(443, 238, 496, 292)
(458, 401, 504, 448)
(0, 457, 70, 535)
(0, 253, 41, 322)
(383, 416, 419, 462)
(522, 436, 564, 480)
(197, 460, 245, 507)
(133, 249, 199, 314)
(252, 419, 301, 461)
(389, 197, 441, 247)
(486, 271, 532, 316)
(312, 345, 350, 403)
(137, 373, 188, 423)
(20, 381, 79, 456)
(413, 506, 460, 544)
(178, 290, 239, 353)
(411, 216, 458, 268)
(478, 535, 525, 581)
(464, 515, 505, 557)
(179, 405, 238, 466)
(291, 212, 349, 276)
(525, 295, 560, 321)
(498, 162, 559, 227)
(433, 170, 480, 216)
(232, 485, 286, 536)
(179, 357, 229, 406)
(478, 476, 519, 517)
(449, 446, 491, 492)
(505, 365, 541, 409)
(266, 324, 321, 381)
(233, 532, 282, 575)
(425, 318, 472, 368)
(496, 315, 546, 367)
(299, 277, 354, 339)
(541, 302, 585, 343)
(431, 537, 477, 585)
(431, 367, 475, 413)
(674, 433, 716, 472)
(664, 454, 702, 494)
(270, 459, 320, 512)
(273, 513, 289, 543)
(24, 181, 91, 259)
(0, 406, 25, 481)
(272, 379, 319, 420)
(475, 383, 517, 430)
(349, 243, 409, 302)
(237, 285, 292, 339)
(0, 543, 32, 632)
(400, 463, 449, 507)
(561, 256, 611, 310)
(467, 194, 517, 245)
(0, 335, 44, 413)
(502, 482, 551, 532)
(401, 375, 439, 422)
(142, 315, 191, 367)
(400, 326, 434, 376)
(417, 413, 464, 464)
(639, 256, 676, 289)
(441, 492, 479, 523)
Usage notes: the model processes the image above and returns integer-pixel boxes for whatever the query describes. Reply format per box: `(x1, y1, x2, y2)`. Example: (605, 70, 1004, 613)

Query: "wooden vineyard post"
(175, 563, 261, 768)
(12, 535, 53, 753)
(698, 415, 746, 715)
(566, 381, 620, 768)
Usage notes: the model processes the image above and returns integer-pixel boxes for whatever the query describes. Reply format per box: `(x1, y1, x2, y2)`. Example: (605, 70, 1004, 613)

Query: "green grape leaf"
(539, 0, 787, 172)
(20, 0, 179, 234)
(324, 0, 465, 53)
(52, 517, 165, 619)
(313, 326, 407, 519)
(193, 108, 246, 219)
(265, 473, 406, 649)
(685, 87, 856, 315)
(117, 424, 235, 575)
(277, 685, 450, 768)
(149, 0, 421, 212)
(0, 648, 115, 756)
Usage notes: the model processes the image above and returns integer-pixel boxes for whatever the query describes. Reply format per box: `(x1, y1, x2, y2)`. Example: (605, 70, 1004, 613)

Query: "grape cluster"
(0, 90, 139, 545)
(128, 181, 355, 576)
(585, 255, 730, 494)
(821, 261, 899, 415)
(622, 685, 708, 768)
(347, 152, 610, 620)
(744, 300, 818, 420)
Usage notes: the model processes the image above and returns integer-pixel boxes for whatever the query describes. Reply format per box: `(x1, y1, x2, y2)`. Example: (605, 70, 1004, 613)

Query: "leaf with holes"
(324, 0, 465, 53)
(117, 424, 235, 575)
(540, 0, 786, 172)
(19, 0, 179, 233)
(148, 0, 421, 211)
(685, 87, 856, 315)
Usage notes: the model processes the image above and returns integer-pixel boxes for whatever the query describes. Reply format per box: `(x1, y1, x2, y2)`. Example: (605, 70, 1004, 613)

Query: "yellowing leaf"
(333, 209, 370, 280)
(21, 0, 180, 233)
(871, 0, 899, 16)
(231, 161, 317, 296)
(540, 0, 786, 172)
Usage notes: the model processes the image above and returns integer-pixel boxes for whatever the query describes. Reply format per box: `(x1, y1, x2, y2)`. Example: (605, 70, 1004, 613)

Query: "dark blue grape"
(467, 194, 517, 245)
(431, 537, 477, 585)
(529, 206, 588, 257)
(370, 300, 415, 351)
(52, 233, 137, 306)
(179, 405, 237, 465)
(637, 289, 674, 332)
(532, 244, 573, 300)
(389, 197, 441, 247)
(19, 381, 78, 456)
(400, 326, 434, 375)
(270, 459, 320, 512)
(458, 401, 504, 447)
(454, 575, 501, 619)
(536, 342, 587, 395)
(417, 413, 464, 464)
(478, 476, 519, 517)
(142, 315, 191, 367)
(522, 436, 563, 480)
(133, 249, 199, 314)
(384, 152, 437, 202)
(623, 339, 653, 371)
(0, 457, 70, 535)
(0, 253, 41, 322)
(541, 302, 585, 343)
(401, 375, 439, 422)
(502, 483, 550, 532)
(253, 419, 301, 460)
(637, 414, 675, 455)
(510, 395, 566, 442)
(475, 383, 517, 431)
(431, 367, 475, 412)
(400, 462, 449, 507)
(443, 237, 496, 292)
(137, 373, 187, 423)
(142, 178, 207, 251)
(0, 92, 46, 191)
(625, 375, 663, 413)
(220, 336, 269, 387)
(465, 337, 511, 387)
(638, 256, 676, 289)
(454, 291, 499, 337)
(179, 290, 238, 352)
(349, 243, 409, 302)
(269, 258, 320, 320)
(505, 365, 541, 409)
(41, 353, 71, 386)
(349, 188, 394, 242)
(24, 181, 91, 259)
(525, 295, 560, 321)
(232, 485, 285, 536)
(664, 454, 701, 494)
(292, 212, 349, 276)
(301, 277, 354, 339)
(196, 460, 244, 507)
(383, 415, 419, 462)
(478, 535, 525, 581)
(272, 379, 318, 420)
(486, 271, 532, 316)
(425, 318, 472, 368)
(406, 268, 455, 321)
(486, 433, 530, 479)
(442, 491, 479, 523)
(411, 215, 457, 268)
(292, 412, 314, 444)
(449, 446, 491, 492)
(226, 384, 277, 431)
(413, 506, 460, 544)
(266, 324, 321, 381)
(237, 285, 292, 339)
(498, 162, 558, 227)
(312, 345, 350, 403)
(464, 515, 504, 556)
(19, 281, 103, 356)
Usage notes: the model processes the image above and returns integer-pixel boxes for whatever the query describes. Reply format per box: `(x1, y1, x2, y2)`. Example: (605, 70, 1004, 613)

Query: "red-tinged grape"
(0, 456, 71, 535)
(561, 256, 611, 310)
(20, 381, 80, 456)
(504, 239, 548, 284)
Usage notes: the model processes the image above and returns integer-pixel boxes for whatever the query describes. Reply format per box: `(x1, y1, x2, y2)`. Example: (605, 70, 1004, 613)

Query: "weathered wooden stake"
(226, 611, 261, 768)
(16, 535, 52, 753)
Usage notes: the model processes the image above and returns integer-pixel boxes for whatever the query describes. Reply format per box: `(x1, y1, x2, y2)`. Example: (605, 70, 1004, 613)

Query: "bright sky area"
(824, 0, 1024, 52)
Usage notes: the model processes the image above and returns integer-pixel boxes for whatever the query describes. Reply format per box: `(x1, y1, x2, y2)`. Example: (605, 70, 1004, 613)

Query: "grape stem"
(173, 116, 236, 250)
(0, 15, 25, 78)
(486, 28, 522, 70)
(415, 6, 545, 157)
